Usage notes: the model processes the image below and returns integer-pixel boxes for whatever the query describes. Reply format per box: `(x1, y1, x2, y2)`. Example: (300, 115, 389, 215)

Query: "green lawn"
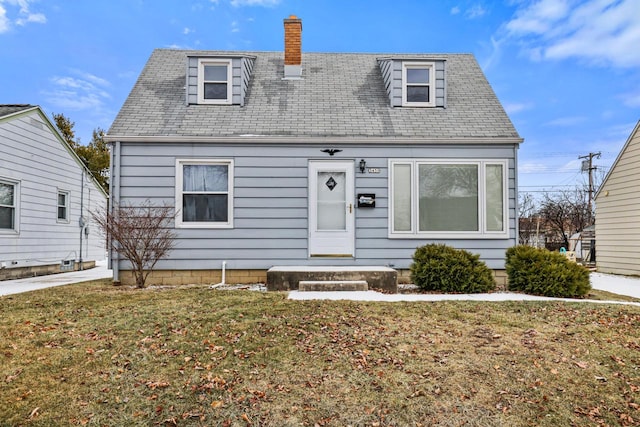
(1, 280, 640, 426)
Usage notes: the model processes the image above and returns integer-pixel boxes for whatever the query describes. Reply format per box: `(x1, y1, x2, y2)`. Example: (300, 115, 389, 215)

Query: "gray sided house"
(595, 120, 640, 275)
(0, 105, 108, 280)
(106, 16, 522, 287)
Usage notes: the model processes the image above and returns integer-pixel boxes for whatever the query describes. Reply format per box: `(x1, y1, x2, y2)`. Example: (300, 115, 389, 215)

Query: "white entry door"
(309, 160, 355, 257)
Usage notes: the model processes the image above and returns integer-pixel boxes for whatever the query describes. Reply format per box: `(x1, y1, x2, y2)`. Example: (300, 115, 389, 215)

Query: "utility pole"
(579, 151, 601, 225)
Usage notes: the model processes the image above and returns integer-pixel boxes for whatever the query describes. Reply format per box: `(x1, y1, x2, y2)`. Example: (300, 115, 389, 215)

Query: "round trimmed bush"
(505, 246, 591, 298)
(410, 244, 496, 293)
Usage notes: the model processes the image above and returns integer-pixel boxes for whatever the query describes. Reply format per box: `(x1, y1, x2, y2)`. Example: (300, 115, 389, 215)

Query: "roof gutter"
(104, 134, 524, 145)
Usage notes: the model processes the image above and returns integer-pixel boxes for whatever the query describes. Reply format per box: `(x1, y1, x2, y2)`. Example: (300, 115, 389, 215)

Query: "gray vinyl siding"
(595, 123, 640, 275)
(114, 142, 517, 272)
(186, 56, 255, 106)
(378, 59, 446, 108)
(378, 59, 393, 101)
(0, 110, 107, 269)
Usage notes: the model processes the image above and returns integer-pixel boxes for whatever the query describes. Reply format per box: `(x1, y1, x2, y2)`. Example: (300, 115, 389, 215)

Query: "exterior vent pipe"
(209, 261, 227, 289)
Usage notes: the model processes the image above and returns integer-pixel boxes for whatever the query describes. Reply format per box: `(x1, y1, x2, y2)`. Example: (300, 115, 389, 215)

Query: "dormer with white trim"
(378, 57, 446, 108)
(187, 54, 256, 106)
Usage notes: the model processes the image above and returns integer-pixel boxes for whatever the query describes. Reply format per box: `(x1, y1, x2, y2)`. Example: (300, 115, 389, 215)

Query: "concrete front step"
(298, 280, 368, 292)
(267, 266, 397, 293)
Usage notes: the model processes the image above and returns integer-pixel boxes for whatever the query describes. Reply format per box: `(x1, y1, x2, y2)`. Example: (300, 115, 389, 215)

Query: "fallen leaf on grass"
(147, 381, 170, 389)
(5, 368, 23, 383)
(241, 413, 252, 425)
(211, 400, 224, 408)
(28, 407, 39, 419)
(611, 355, 626, 366)
(574, 361, 589, 369)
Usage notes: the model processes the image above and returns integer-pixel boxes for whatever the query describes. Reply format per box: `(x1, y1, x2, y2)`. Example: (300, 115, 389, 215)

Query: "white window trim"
(402, 62, 436, 107)
(388, 159, 508, 239)
(57, 189, 70, 223)
(175, 159, 234, 229)
(197, 58, 233, 105)
(0, 177, 19, 234)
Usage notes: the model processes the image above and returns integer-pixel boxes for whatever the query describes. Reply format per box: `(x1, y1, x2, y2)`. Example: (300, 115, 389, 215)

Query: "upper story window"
(176, 159, 234, 228)
(402, 62, 435, 107)
(0, 178, 18, 233)
(57, 190, 69, 222)
(197, 59, 232, 104)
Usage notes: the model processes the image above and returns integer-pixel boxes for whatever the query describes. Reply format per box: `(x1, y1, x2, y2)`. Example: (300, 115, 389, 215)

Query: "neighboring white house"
(0, 104, 108, 280)
(595, 120, 640, 275)
(105, 16, 523, 288)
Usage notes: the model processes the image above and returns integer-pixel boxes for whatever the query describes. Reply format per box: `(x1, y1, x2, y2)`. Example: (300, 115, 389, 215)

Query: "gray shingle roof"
(108, 49, 520, 141)
(0, 104, 36, 119)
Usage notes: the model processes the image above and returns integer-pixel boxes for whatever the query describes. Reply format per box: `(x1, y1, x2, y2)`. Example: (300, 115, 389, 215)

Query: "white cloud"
(231, 20, 239, 33)
(72, 70, 111, 87)
(503, 101, 534, 114)
(506, 0, 570, 35)
(0, 5, 9, 33)
(451, 6, 461, 15)
(44, 70, 111, 112)
(545, 116, 586, 127)
(559, 158, 582, 173)
(0, 0, 46, 31)
(16, 11, 44, 25)
(519, 162, 549, 173)
(503, 0, 640, 68)
(230, 0, 280, 7)
(183, 27, 194, 35)
(465, 4, 487, 19)
(620, 89, 640, 108)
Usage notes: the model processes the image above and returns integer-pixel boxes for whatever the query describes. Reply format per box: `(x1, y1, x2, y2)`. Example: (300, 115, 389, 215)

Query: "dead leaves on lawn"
(4, 295, 640, 426)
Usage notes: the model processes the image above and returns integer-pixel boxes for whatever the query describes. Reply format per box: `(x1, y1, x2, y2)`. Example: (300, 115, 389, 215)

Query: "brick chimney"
(283, 15, 302, 79)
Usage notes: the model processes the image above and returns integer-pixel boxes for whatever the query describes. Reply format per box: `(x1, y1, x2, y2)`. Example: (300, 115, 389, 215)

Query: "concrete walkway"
(289, 273, 640, 306)
(0, 260, 112, 296)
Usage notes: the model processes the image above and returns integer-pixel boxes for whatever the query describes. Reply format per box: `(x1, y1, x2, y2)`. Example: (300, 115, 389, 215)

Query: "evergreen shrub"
(505, 245, 591, 298)
(410, 244, 496, 293)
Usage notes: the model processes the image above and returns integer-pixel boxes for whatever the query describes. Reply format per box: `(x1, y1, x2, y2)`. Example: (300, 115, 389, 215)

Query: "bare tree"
(91, 201, 177, 288)
(538, 189, 591, 250)
(518, 192, 539, 245)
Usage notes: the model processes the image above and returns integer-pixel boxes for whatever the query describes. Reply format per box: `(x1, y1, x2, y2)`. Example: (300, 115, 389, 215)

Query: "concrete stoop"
(267, 266, 397, 293)
(299, 280, 368, 292)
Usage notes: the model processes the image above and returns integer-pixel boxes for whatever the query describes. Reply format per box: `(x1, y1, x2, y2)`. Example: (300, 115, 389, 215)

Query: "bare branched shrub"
(91, 201, 177, 288)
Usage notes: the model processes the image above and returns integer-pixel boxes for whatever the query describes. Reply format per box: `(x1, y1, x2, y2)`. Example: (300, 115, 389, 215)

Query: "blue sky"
(1, 0, 639, 194)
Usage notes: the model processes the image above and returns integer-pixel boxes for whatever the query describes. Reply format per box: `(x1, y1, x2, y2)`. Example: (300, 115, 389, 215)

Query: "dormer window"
(197, 59, 232, 104)
(402, 62, 435, 107)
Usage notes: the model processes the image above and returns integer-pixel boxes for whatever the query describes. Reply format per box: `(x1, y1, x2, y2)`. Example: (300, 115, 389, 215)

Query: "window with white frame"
(176, 159, 233, 228)
(389, 160, 507, 238)
(57, 190, 69, 222)
(0, 179, 18, 232)
(197, 59, 232, 104)
(402, 62, 435, 107)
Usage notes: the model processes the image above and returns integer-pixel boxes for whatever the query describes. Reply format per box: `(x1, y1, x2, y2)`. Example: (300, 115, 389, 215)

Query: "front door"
(308, 160, 355, 257)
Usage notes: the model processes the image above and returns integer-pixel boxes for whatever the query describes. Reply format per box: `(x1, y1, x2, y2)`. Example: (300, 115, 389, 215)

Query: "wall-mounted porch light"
(359, 159, 367, 173)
